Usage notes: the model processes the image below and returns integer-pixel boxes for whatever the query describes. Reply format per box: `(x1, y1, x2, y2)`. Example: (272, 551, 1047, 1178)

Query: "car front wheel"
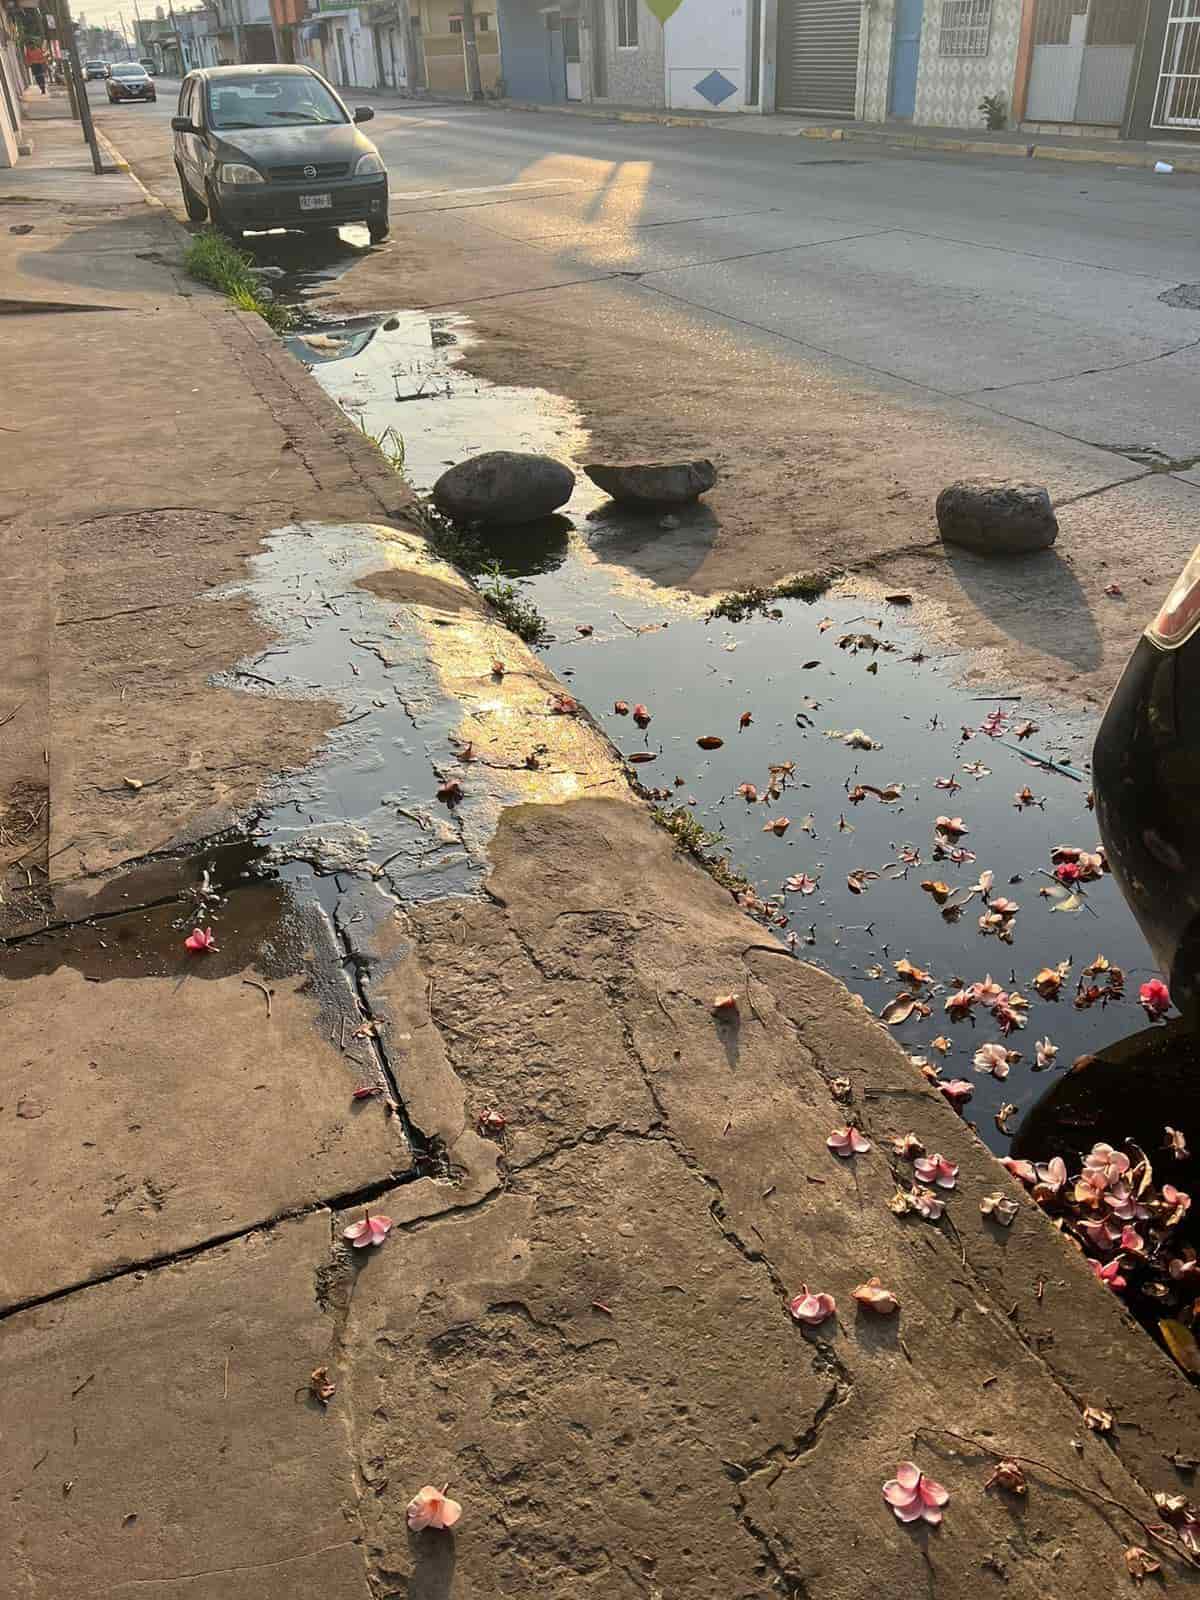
(177, 164, 207, 222)
(368, 218, 390, 243)
(206, 184, 243, 243)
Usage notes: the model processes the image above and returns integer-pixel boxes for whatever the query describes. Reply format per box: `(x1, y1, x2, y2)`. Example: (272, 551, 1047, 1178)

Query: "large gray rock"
(584, 459, 717, 506)
(936, 480, 1058, 555)
(433, 451, 574, 526)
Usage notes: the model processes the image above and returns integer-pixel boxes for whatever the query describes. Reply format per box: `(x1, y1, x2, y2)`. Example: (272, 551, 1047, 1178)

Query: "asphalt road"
(94, 77, 1200, 470)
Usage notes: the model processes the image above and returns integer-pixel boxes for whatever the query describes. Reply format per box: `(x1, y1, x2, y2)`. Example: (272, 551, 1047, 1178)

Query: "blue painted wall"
(497, 0, 562, 101)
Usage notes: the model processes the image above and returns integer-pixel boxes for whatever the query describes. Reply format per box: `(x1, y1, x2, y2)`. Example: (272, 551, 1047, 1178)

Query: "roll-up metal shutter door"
(776, 0, 861, 114)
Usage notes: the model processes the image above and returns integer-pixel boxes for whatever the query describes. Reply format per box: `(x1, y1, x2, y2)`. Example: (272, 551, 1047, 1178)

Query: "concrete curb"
(461, 94, 1200, 173)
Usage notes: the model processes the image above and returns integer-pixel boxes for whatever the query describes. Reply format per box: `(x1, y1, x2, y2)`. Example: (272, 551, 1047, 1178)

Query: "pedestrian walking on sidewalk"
(25, 42, 48, 94)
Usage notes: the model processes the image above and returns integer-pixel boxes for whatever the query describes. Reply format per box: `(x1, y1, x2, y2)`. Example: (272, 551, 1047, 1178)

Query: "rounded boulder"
(936, 480, 1058, 555)
(433, 451, 575, 527)
(584, 459, 717, 507)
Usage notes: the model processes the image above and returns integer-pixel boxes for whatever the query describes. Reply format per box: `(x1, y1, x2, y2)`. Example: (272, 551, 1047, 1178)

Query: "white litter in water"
(1154, 161, 1175, 173)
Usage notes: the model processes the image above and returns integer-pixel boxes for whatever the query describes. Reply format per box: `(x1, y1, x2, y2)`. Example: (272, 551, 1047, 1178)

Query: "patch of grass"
(709, 570, 833, 623)
(183, 229, 293, 333)
(650, 805, 752, 896)
(357, 419, 406, 474)
(475, 560, 549, 645)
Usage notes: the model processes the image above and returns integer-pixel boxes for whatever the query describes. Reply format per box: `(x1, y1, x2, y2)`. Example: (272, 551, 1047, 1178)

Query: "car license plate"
(299, 193, 332, 212)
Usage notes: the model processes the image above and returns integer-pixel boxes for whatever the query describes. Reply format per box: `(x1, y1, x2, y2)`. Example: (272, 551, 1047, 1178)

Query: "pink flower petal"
(883, 1479, 916, 1507)
(895, 1462, 921, 1492)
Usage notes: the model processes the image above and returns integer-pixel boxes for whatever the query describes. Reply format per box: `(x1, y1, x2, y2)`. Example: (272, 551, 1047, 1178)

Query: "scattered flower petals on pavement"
(827, 1125, 872, 1157)
(184, 927, 217, 953)
(853, 1278, 900, 1314)
(914, 1153, 958, 1189)
(343, 1211, 393, 1249)
(789, 1287, 836, 1325)
(883, 1462, 949, 1525)
(980, 1192, 1019, 1226)
(407, 1485, 463, 1531)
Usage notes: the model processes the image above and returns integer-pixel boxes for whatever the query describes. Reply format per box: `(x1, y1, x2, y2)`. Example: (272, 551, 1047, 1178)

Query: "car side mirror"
(353, 106, 374, 122)
(171, 115, 198, 133)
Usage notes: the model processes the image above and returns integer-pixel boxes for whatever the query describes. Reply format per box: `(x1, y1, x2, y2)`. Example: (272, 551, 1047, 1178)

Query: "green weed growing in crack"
(650, 805, 752, 896)
(183, 229, 293, 333)
(405, 503, 551, 646)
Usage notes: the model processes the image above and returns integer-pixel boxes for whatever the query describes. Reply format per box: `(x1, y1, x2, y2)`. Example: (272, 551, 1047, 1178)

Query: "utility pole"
(53, 0, 103, 173)
(460, 0, 482, 99)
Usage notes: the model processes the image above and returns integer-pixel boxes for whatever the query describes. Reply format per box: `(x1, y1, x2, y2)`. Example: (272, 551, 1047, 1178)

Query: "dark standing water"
(292, 306, 1163, 1159)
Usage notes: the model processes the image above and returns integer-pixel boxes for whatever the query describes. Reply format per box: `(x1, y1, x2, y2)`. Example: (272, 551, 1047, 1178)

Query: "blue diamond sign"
(693, 69, 737, 107)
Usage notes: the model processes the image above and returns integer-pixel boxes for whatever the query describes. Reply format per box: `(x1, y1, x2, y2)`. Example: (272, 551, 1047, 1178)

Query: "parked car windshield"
(206, 74, 347, 130)
(111, 63, 148, 76)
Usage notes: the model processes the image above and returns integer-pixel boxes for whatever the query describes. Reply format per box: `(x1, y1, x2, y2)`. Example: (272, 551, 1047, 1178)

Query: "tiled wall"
(601, 0, 667, 102)
(861, 0, 1023, 126)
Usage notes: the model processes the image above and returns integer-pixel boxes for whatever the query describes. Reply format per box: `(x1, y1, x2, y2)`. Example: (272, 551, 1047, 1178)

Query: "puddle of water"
(281, 305, 1165, 1161)
(209, 520, 483, 914)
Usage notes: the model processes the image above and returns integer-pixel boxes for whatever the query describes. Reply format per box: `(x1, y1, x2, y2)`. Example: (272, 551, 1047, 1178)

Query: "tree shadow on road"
(943, 545, 1102, 674)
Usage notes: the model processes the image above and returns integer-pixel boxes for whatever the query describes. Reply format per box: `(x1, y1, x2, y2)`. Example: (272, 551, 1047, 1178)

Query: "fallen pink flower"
(1164, 1183, 1192, 1218)
(1034, 1157, 1067, 1195)
(1088, 1256, 1127, 1293)
(343, 1211, 393, 1249)
(1054, 861, 1081, 885)
(909, 1184, 945, 1220)
(892, 1132, 926, 1158)
(1078, 1217, 1120, 1252)
(944, 989, 975, 1021)
(853, 1278, 900, 1314)
(784, 873, 819, 895)
(939, 1079, 974, 1111)
(1035, 1036, 1059, 1070)
(974, 976, 1005, 1004)
(1120, 1224, 1146, 1253)
(632, 703, 652, 728)
(973, 1042, 1011, 1079)
(1140, 978, 1171, 1020)
(935, 816, 968, 839)
(184, 927, 218, 953)
(1003, 1158, 1037, 1185)
(1083, 1142, 1130, 1186)
(1165, 1126, 1191, 1160)
(827, 1125, 872, 1158)
(352, 1084, 380, 1101)
(883, 1461, 949, 1525)
(789, 1286, 836, 1325)
(935, 775, 961, 793)
(946, 846, 977, 865)
(1170, 1249, 1200, 1284)
(914, 1153, 958, 1189)
(1103, 1182, 1144, 1221)
(406, 1484, 463, 1532)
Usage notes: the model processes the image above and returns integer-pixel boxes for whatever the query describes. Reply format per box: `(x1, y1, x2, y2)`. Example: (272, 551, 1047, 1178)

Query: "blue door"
(545, 11, 566, 102)
(889, 0, 923, 119)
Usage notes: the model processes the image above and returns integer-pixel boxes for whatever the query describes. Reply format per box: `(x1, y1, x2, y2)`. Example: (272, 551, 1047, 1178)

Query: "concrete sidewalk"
(4, 92, 1200, 1600)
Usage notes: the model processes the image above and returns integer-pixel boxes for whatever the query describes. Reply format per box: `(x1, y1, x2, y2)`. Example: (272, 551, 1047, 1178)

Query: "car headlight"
(218, 163, 264, 185)
(354, 152, 385, 176)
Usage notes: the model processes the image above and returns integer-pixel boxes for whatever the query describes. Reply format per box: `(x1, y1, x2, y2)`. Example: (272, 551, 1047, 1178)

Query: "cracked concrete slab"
(324, 794, 1200, 1597)
(334, 1136, 838, 1598)
(0, 1212, 368, 1600)
(0, 892, 408, 1311)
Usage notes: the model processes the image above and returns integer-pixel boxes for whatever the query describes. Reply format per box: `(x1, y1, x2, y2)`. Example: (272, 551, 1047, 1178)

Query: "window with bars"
(616, 0, 638, 48)
(938, 0, 992, 55)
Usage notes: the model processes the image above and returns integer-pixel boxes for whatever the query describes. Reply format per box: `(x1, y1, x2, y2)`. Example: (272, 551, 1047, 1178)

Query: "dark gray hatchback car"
(171, 64, 389, 242)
